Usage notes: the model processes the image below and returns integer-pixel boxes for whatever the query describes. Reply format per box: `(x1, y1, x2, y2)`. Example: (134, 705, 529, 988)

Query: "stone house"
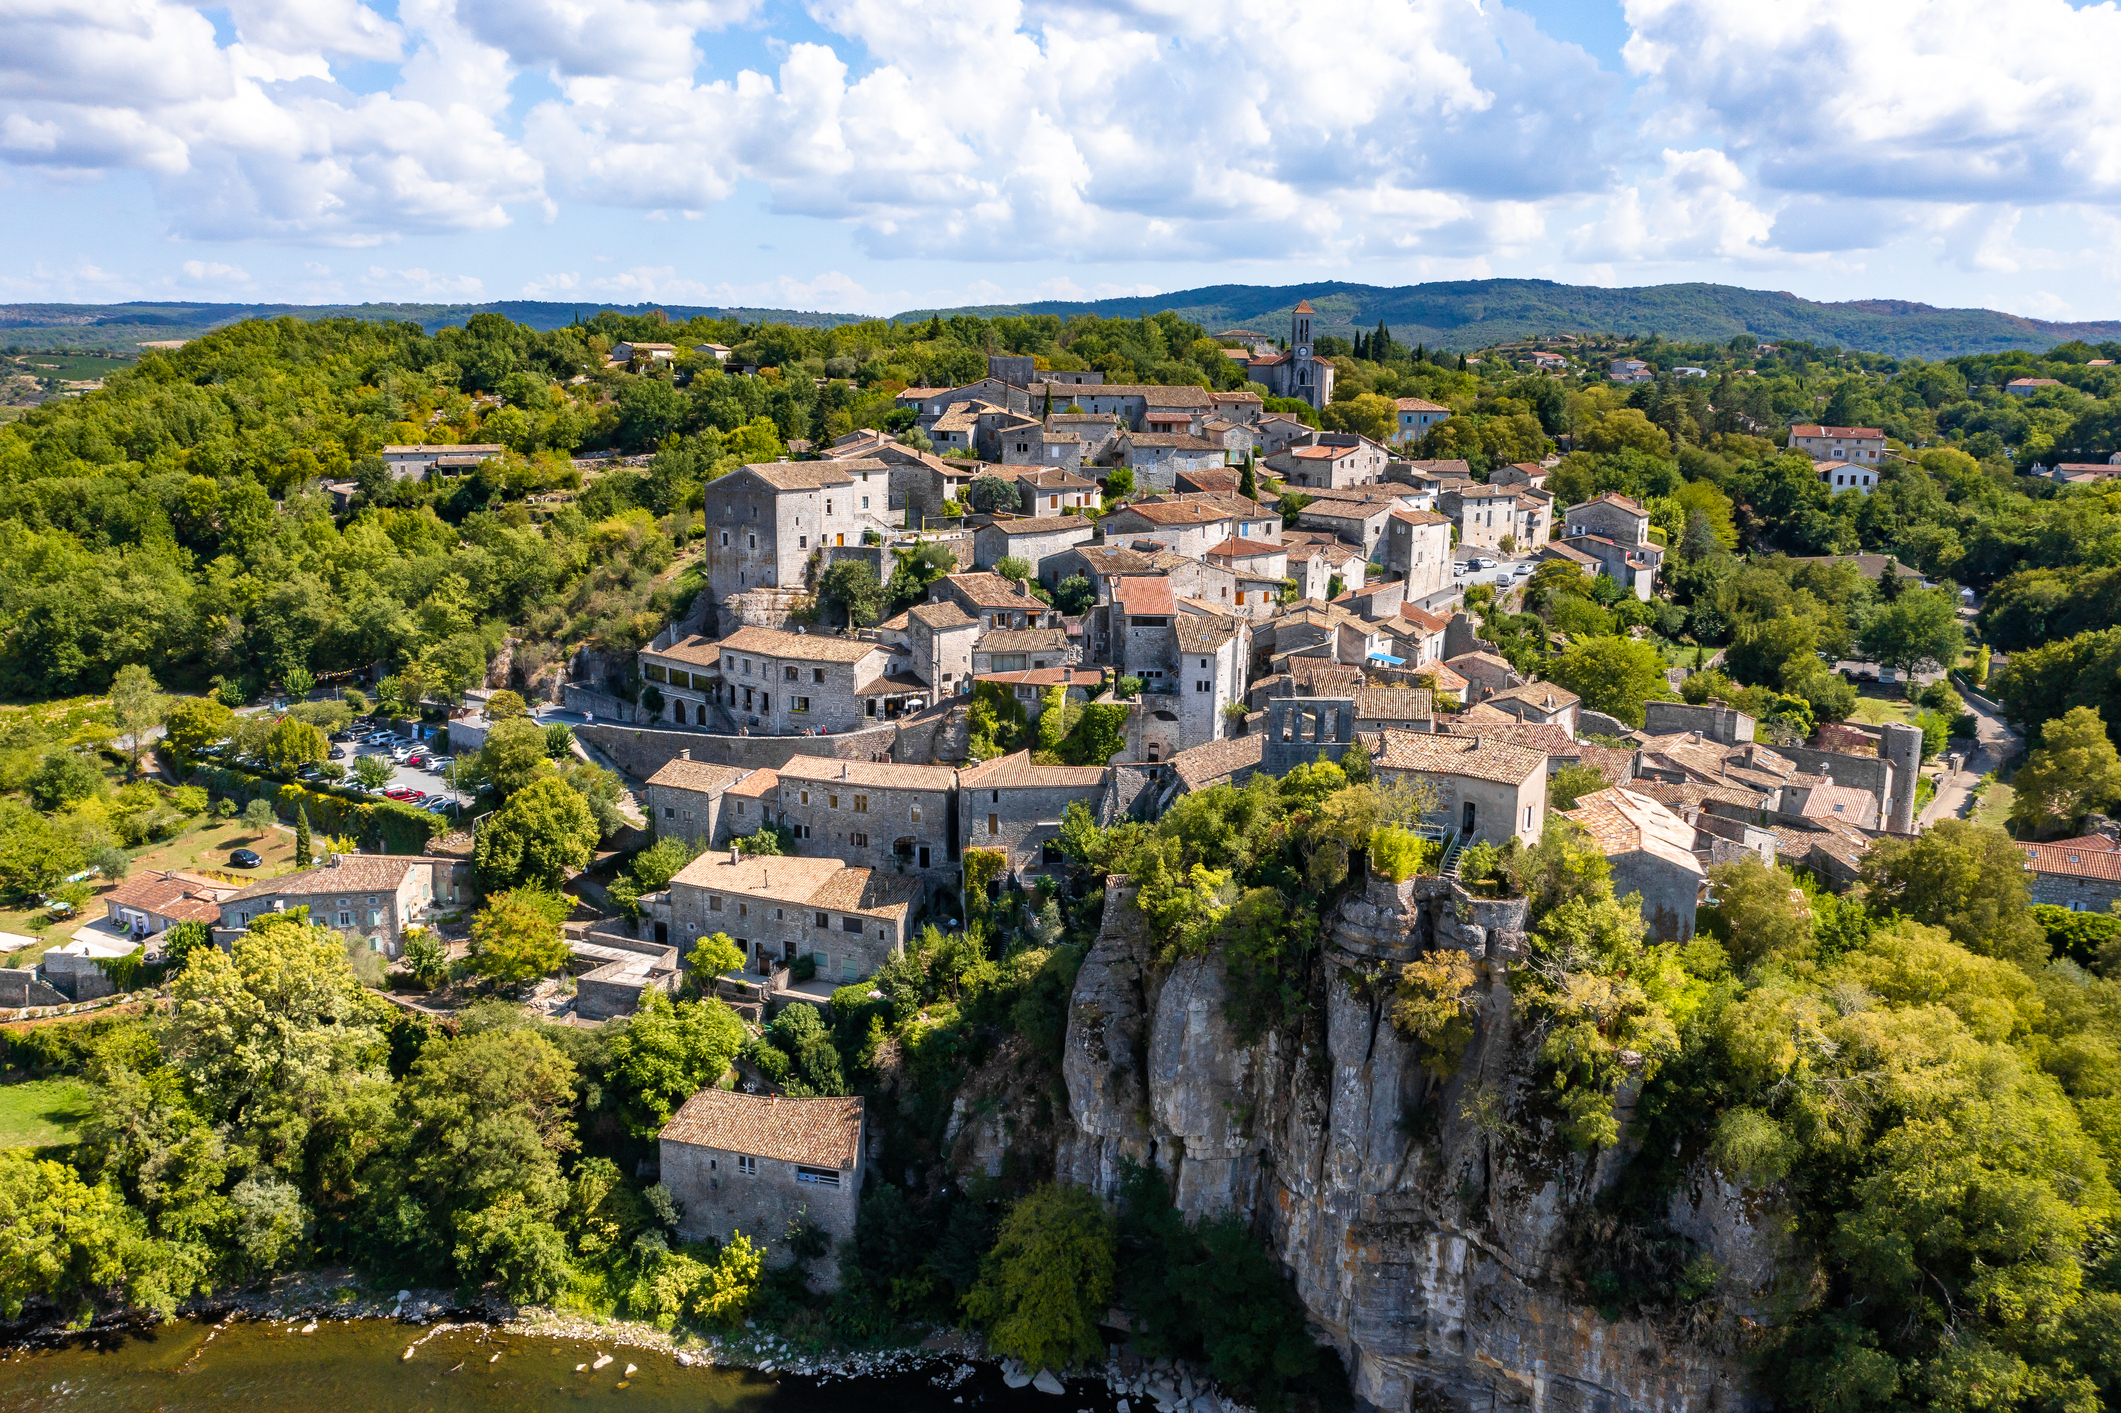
(216, 853, 471, 959)
(1267, 433, 1390, 489)
(1295, 499, 1394, 563)
(637, 635, 723, 728)
(1034, 383, 1214, 432)
(1390, 603, 1452, 666)
(1057, 544, 1158, 603)
(1444, 650, 1523, 704)
(1482, 683, 1580, 734)
(1118, 433, 1228, 489)
(1458, 485, 1549, 553)
(1100, 501, 1244, 561)
(1111, 576, 1179, 689)
(774, 757, 960, 880)
(1553, 533, 1661, 601)
(703, 461, 883, 601)
(903, 378, 1028, 426)
(1045, 413, 1123, 463)
(1176, 610, 1250, 744)
(1490, 462, 1550, 492)
(927, 401, 993, 454)
(1010, 468, 1097, 516)
(1562, 493, 1656, 550)
(644, 753, 761, 848)
(1282, 531, 1369, 600)
(1203, 537, 1289, 618)
(977, 667, 1102, 725)
(1558, 787, 1705, 940)
(1642, 699, 1755, 745)
(932, 572, 1056, 631)
(380, 443, 502, 479)
(705, 627, 915, 733)
(2019, 835, 2121, 912)
(877, 600, 980, 697)
(660, 1090, 864, 1286)
(1787, 424, 1885, 464)
(824, 440, 969, 521)
(973, 627, 1074, 676)
(1392, 398, 1452, 445)
(1202, 418, 1262, 459)
(721, 767, 780, 844)
(975, 407, 1044, 461)
(665, 850, 918, 981)
(1381, 507, 1453, 598)
(998, 429, 1084, 474)
(102, 870, 236, 941)
(1210, 389, 1265, 422)
(972, 516, 1095, 585)
(957, 751, 1109, 879)
(1375, 730, 1548, 845)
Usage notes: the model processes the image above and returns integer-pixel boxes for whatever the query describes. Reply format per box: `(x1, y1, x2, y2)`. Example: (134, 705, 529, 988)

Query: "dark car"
(230, 849, 263, 868)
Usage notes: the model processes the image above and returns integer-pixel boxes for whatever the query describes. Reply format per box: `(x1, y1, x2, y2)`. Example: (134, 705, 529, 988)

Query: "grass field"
(2, 351, 137, 380)
(0, 1078, 95, 1151)
(1849, 694, 1919, 727)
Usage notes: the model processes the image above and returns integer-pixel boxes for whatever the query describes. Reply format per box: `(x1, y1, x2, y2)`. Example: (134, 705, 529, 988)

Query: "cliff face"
(1054, 878, 1791, 1413)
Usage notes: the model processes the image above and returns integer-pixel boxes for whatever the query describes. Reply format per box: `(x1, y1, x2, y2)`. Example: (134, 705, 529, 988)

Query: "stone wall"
(662, 1125, 862, 1286)
(576, 721, 901, 781)
(1048, 878, 1778, 1413)
(0, 968, 69, 1008)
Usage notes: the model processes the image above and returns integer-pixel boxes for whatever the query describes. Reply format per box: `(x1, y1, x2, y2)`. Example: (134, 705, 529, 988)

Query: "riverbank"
(3, 1267, 1244, 1413)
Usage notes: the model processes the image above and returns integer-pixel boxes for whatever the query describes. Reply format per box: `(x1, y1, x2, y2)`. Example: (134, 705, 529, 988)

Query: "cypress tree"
(294, 804, 313, 869)
(1240, 452, 1258, 502)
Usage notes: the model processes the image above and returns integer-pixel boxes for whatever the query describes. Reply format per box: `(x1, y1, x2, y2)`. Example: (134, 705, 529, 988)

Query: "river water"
(0, 1318, 1109, 1413)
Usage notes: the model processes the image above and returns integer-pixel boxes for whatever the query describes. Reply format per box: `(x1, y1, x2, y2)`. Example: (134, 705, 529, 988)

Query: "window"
(644, 663, 667, 683)
(1524, 805, 1534, 830)
(909, 803, 923, 824)
(784, 665, 798, 681)
(841, 915, 862, 934)
(861, 496, 870, 509)
(798, 534, 807, 548)
(854, 794, 868, 813)
(738, 902, 747, 917)
(851, 832, 867, 847)
(988, 813, 1000, 835)
(815, 911, 829, 928)
(795, 1165, 840, 1187)
(828, 794, 839, 809)
(1041, 840, 1064, 864)
(1196, 680, 1211, 692)
(737, 1155, 758, 1177)
(748, 534, 757, 549)
(336, 911, 352, 927)
(794, 696, 811, 713)
(709, 895, 723, 911)
(664, 806, 675, 819)
(812, 668, 825, 684)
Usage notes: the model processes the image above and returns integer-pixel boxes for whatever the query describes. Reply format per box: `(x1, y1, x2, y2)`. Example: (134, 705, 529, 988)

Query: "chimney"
(679, 747, 692, 761)
(841, 762, 849, 779)
(731, 844, 741, 864)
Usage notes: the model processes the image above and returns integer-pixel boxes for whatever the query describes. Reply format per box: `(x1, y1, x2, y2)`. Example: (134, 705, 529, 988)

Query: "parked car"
(229, 849, 263, 868)
(1512, 563, 1534, 577)
(407, 754, 432, 769)
(384, 788, 420, 802)
(424, 800, 452, 813)
(1474, 556, 1497, 569)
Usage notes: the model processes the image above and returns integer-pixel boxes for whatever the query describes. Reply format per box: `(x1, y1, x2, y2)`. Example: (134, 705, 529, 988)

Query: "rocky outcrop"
(1051, 875, 1782, 1413)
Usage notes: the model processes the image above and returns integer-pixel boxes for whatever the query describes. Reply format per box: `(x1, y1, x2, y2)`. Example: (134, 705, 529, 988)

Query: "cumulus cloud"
(1623, 0, 2121, 205)
(364, 265, 486, 297)
(1568, 147, 1777, 264)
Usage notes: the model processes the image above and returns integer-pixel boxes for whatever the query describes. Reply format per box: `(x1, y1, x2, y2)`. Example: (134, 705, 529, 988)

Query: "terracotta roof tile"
(720, 627, 883, 664)
(776, 757, 957, 792)
(956, 750, 1108, 790)
(645, 759, 750, 794)
(1171, 733, 1265, 792)
(1375, 729, 1546, 785)
(660, 1089, 862, 1169)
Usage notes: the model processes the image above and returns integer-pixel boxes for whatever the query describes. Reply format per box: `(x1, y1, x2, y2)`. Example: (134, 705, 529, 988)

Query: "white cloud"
(1623, 0, 2121, 206)
(179, 258, 251, 284)
(1568, 147, 1777, 264)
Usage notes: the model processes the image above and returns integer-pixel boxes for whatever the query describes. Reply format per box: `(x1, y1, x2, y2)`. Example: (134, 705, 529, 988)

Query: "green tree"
(611, 836, 699, 916)
(966, 474, 1017, 513)
(1102, 467, 1135, 504)
(606, 988, 746, 1137)
(473, 716, 553, 799)
(241, 797, 276, 834)
(353, 755, 394, 790)
(1547, 762, 1610, 811)
(965, 1184, 1117, 1372)
(294, 805, 313, 869)
(1857, 819, 2046, 966)
(485, 689, 529, 720)
(259, 717, 328, 773)
(543, 723, 576, 759)
(1542, 639, 1669, 728)
(1856, 586, 1963, 686)
(27, 751, 107, 811)
(162, 696, 233, 759)
(815, 559, 887, 629)
(0, 1150, 180, 1319)
(1701, 857, 1813, 972)
(468, 888, 572, 987)
(0, 803, 89, 898)
(2008, 705, 2121, 833)
(400, 927, 451, 987)
(108, 663, 163, 777)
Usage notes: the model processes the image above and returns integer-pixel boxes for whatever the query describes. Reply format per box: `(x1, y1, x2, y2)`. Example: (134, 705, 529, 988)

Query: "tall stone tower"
(1879, 720, 1924, 834)
(1290, 299, 1319, 410)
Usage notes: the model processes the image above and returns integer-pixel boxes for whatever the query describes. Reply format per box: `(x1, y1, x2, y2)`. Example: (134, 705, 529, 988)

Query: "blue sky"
(4, 0, 2120, 320)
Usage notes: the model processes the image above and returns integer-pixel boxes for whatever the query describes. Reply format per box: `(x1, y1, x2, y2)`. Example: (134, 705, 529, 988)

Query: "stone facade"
(703, 461, 877, 601)
(665, 850, 917, 982)
(1381, 509, 1452, 597)
(958, 751, 1107, 878)
(972, 516, 1096, 584)
(216, 853, 471, 959)
(643, 753, 760, 848)
(661, 1089, 864, 1287)
(773, 757, 960, 881)
(1176, 612, 1250, 746)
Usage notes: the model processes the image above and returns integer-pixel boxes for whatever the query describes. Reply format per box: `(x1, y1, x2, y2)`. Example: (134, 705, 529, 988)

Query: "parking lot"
(330, 727, 473, 822)
(1454, 552, 1539, 589)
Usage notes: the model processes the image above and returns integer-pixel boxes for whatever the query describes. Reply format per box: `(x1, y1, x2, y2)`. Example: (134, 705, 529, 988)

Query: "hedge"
(188, 763, 443, 855)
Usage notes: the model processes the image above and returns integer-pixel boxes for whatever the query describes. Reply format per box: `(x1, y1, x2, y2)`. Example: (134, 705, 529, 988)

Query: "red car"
(384, 788, 421, 802)
(407, 754, 431, 768)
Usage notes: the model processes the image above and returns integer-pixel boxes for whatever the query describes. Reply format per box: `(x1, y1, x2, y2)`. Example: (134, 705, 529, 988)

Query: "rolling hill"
(5, 280, 2118, 361)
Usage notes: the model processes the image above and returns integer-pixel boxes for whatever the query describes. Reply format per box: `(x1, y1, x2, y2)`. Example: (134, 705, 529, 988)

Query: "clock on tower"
(1297, 345, 1310, 359)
